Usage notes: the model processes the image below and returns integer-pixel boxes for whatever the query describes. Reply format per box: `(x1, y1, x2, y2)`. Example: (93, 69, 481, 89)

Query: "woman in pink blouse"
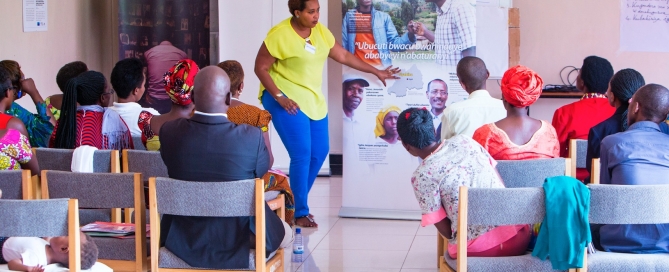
(397, 108, 530, 258)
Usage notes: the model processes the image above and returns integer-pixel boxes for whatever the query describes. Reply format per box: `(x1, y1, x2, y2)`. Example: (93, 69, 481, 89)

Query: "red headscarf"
(501, 65, 544, 108)
(163, 59, 199, 106)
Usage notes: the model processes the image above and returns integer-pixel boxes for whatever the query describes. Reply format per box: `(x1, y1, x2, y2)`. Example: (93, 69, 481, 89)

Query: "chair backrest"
(149, 177, 266, 271)
(132, 137, 146, 151)
(496, 158, 570, 188)
(33, 148, 120, 173)
(0, 170, 32, 199)
(570, 139, 588, 174)
(0, 198, 82, 271)
(42, 170, 141, 209)
(589, 184, 669, 224)
(463, 187, 546, 226)
(122, 150, 167, 180)
(152, 177, 258, 217)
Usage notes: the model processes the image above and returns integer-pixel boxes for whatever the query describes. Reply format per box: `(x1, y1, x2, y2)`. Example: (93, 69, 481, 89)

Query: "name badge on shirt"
(305, 38, 316, 54)
(305, 43, 316, 54)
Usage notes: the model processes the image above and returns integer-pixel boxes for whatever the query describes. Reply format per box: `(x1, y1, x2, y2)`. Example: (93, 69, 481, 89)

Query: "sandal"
(295, 216, 318, 228)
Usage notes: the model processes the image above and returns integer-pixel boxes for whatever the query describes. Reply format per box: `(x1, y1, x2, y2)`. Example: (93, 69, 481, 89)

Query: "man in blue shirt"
(598, 83, 669, 253)
(342, 0, 421, 67)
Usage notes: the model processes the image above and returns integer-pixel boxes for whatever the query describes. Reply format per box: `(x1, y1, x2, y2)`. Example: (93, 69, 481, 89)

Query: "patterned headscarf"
(163, 59, 199, 106)
(501, 65, 544, 108)
(374, 105, 402, 137)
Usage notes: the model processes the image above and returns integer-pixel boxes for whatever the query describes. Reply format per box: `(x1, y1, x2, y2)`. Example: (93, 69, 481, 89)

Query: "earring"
(296, 15, 300, 18)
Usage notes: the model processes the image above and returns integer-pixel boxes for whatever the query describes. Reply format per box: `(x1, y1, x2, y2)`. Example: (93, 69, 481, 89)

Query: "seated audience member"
(49, 71, 133, 150)
(375, 105, 401, 144)
(473, 65, 559, 160)
(397, 107, 530, 258)
(109, 58, 159, 137)
(0, 67, 39, 174)
(217, 60, 296, 224)
(597, 84, 669, 253)
(552, 56, 615, 179)
(440, 57, 506, 139)
(585, 69, 646, 183)
(0, 60, 55, 148)
(138, 59, 198, 151)
(158, 66, 292, 269)
(47, 61, 89, 121)
(1, 233, 98, 271)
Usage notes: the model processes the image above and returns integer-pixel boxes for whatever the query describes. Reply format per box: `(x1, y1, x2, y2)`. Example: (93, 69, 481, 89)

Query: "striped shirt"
(434, 0, 477, 66)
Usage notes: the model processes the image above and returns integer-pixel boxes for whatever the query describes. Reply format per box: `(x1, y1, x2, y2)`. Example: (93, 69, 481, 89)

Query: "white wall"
(0, 0, 114, 112)
(514, 0, 669, 121)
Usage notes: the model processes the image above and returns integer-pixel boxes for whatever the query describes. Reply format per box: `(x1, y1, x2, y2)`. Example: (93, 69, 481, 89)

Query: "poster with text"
(341, 0, 476, 218)
(620, 0, 669, 52)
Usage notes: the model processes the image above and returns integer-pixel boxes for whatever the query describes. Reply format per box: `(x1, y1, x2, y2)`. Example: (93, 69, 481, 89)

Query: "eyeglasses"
(103, 89, 115, 96)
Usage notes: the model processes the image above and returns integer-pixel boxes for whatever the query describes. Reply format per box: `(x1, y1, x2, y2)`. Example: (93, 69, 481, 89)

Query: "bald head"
(629, 84, 669, 125)
(192, 66, 231, 113)
(456, 56, 489, 93)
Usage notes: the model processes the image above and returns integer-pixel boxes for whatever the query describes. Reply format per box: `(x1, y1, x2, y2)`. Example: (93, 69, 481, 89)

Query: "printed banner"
(341, 0, 476, 218)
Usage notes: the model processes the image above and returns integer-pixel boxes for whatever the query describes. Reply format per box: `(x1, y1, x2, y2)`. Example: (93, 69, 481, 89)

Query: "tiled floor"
(284, 177, 438, 272)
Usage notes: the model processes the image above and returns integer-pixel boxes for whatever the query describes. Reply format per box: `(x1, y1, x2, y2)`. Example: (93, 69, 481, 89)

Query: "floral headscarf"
(163, 59, 199, 106)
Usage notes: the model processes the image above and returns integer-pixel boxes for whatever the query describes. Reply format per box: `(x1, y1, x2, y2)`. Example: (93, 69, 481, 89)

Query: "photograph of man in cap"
(343, 78, 370, 123)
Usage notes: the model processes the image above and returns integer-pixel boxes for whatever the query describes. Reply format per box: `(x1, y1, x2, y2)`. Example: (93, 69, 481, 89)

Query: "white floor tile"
(415, 225, 438, 236)
(409, 235, 439, 252)
(402, 250, 437, 269)
(306, 249, 409, 269)
(316, 233, 416, 251)
(400, 269, 439, 272)
(328, 218, 420, 236)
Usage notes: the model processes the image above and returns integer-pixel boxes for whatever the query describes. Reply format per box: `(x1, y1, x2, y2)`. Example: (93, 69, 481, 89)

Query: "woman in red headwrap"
(472, 65, 559, 160)
(137, 59, 199, 150)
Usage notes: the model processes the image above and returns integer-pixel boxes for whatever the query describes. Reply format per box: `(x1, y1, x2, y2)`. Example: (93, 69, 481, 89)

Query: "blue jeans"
(262, 91, 329, 218)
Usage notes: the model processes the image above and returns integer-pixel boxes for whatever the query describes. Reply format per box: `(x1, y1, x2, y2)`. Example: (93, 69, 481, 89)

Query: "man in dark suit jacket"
(159, 66, 289, 269)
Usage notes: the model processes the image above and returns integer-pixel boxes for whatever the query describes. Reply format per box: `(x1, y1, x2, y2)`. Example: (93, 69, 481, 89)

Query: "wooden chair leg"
(437, 233, 444, 268)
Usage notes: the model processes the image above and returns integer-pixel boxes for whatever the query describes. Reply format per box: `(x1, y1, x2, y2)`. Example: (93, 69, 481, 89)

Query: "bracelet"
(275, 93, 284, 98)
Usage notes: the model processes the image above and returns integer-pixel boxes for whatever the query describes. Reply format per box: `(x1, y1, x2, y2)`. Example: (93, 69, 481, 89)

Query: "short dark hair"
(580, 56, 614, 94)
(0, 66, 12, 97)
(635, 84, 669, 123)
(288, 0, 310, 16)
(456, 56, 488, 92)
(397, 108, 437, 149)
(56, 61, 88, 93)
(0, 60, 22, 89)
(110, 58, 145, 99)
(61, 233, 98, 270)
(217, 60, 244, 92)
(427, 79, 447, 92)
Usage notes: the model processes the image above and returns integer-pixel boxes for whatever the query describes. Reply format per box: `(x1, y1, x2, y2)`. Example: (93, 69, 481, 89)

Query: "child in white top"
(2, 232, 98, 272)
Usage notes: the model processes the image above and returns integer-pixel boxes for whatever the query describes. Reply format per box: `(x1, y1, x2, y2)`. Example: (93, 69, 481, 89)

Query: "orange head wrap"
(501, 65, 544, 108)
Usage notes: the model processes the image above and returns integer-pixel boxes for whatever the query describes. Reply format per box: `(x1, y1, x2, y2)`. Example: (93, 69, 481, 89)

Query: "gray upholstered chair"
(132, 136, 146, 151)
(148, 177, 284, 272)
(0, 170, 33, 199)
(569, 139, 588, 177)
(32, 148, 121, 173)
(41, 170, 148, 272)
(587, 184, 669, 271)
(123, 149, 286, 221)
(439, 186, 583, 272)
(496, 158, 571, 188)
(0, 198, 83, 271)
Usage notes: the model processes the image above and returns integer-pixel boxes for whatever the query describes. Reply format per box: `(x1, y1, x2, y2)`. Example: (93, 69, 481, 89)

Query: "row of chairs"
(442, 184, 669, 272)
(4, 147, 288, 272)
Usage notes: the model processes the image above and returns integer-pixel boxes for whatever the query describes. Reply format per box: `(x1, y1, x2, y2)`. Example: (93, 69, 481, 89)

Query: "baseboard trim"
(338, 207, 421, 221)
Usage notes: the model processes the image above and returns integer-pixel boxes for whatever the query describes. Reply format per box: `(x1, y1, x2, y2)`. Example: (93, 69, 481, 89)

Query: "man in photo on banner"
(424, 0, 476, 66)
(426, 79, 448, 132)
(342, 0, 424, 67)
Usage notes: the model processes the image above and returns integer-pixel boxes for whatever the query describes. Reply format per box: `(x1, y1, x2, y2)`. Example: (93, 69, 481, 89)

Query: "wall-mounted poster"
(340, 0, 477, 219)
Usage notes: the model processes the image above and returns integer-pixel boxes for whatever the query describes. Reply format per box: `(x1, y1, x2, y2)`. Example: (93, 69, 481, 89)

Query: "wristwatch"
(275, 93, 284, 98)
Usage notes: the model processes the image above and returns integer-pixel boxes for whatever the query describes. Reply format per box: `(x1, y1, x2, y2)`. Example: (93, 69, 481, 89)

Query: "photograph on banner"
(341, 0, 477, 214)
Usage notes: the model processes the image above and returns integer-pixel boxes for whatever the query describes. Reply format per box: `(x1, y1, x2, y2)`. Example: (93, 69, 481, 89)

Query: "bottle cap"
(296, 228, 301, 234)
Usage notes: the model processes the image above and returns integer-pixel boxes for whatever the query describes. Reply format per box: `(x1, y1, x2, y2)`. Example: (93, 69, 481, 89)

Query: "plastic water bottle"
(292, 228, 304, 262)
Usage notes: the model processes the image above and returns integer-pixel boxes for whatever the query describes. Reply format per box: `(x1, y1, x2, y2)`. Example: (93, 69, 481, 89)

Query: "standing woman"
(255, 0, 399, 227)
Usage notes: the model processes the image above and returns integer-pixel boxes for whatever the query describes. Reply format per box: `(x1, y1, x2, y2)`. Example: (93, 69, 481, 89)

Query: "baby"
(2, 232, 98, 272)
